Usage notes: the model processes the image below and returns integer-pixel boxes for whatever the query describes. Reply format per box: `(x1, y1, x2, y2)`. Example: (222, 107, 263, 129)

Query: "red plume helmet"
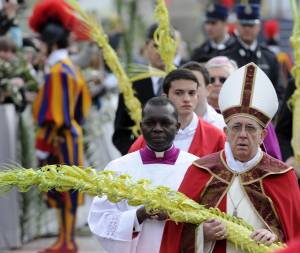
(263, 19, 279, 40)
(29, 0, 87, 40)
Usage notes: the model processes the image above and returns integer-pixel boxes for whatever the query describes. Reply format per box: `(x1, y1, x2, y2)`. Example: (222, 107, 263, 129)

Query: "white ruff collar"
(224, 142, 262, 173)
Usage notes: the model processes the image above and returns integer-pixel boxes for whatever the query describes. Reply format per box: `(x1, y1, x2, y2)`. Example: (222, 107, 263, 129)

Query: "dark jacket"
(190, 36, 236, 63)
(112, 78, 155, 155)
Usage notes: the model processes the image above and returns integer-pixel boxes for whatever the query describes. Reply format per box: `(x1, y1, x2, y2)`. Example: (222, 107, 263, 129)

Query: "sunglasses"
(210, 76, 227, 84)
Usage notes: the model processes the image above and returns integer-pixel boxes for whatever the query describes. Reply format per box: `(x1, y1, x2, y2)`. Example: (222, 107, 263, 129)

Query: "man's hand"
(203, 219, 227, 241)
(136, 206, 149, 224)
(136, 207, 168, 224)
(250, 228, 277, 246)
(147, 209, 168, 221)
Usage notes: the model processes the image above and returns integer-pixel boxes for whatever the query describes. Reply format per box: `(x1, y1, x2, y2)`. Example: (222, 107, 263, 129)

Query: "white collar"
(151, 76, 160, 85)
(239, 38, 258, 52)
(204, 103, 218, 118)
(210, 34, 230, 50)
(177, 112, 198, 137)
(146, 145, 174, 158)
(47, 49, 69, 67)
(224, 142, 262, 173)
(173, 54, 182, 66)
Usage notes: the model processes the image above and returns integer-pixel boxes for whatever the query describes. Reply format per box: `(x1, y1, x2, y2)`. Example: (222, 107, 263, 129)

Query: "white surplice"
(88, 150, 198, 253)
(202, 104, 226, 131)
(197, 143, 266, 253)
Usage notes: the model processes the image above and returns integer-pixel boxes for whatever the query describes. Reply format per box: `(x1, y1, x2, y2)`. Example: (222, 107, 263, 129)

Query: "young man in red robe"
(129, 68, 225, 157)
(159, 63, 300, 253)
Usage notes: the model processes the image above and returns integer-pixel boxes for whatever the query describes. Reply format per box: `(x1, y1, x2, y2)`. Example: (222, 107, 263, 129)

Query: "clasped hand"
(136, 206, 168, 224)
(203, 219, 276, 245)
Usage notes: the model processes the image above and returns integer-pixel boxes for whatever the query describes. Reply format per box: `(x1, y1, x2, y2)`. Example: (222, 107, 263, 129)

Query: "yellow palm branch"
(0, 165, 284, 253)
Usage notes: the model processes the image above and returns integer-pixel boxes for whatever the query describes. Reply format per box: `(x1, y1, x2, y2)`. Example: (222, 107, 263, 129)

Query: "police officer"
(191, 3, 236, 63)
(224, 3, 284, 102)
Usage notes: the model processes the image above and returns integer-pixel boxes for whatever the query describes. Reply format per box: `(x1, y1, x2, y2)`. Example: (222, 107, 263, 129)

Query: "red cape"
(275, 237, 300, 253)
(129, 117, 225, 157)
(159, 152, 300, 253)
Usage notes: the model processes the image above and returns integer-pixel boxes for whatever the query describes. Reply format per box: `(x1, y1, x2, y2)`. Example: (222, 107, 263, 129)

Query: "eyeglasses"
(210, 76, 227, 84)
(228, 124, 260, 134)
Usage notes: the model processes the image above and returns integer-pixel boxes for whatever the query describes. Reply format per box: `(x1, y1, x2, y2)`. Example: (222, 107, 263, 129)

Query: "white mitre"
(218, 62, 278, 128)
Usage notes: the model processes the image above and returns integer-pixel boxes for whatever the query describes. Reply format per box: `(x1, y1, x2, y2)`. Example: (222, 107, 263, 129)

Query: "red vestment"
(275, 237, 300, 253)
(129, 117, 225, 157)
(159, 151, 300, 253)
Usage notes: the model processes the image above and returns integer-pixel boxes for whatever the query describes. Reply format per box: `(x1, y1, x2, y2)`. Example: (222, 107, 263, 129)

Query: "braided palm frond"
(289, 0, 300, 164)
(0, 165, 284, 253)
(65, 0, 141, 136)
(153, 0, 177, 73)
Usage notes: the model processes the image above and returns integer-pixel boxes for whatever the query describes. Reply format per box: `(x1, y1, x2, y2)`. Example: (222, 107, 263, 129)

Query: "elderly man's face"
(225, 116, 267, 162)
(207, 67, 230, 110)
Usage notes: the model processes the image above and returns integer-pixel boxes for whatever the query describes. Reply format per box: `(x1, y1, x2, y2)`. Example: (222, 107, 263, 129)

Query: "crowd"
(0, 0, 300, 253)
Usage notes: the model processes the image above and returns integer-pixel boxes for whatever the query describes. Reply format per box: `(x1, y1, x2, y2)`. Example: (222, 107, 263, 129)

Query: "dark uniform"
(191, 35, 236, 63)
(224, 40, 284, 101)
(190, 3, 235, 63)
(224, 3, 285, 102)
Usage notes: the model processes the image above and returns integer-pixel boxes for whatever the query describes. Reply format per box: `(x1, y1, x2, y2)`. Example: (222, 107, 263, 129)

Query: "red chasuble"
(159, 151, 300, 253)
(275, 237, 300, 253)
(128, 117, 225, 157)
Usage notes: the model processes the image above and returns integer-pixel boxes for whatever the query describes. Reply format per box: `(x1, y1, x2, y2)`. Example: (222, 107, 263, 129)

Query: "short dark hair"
(145, 23, 175, 43)
(142, 96, 178, 121)
(146, 23, 159, 42)
(162, 68, 199, 94)
(181, 61, 210, 86)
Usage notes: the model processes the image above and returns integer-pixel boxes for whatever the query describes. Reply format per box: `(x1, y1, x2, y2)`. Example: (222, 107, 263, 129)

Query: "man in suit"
(191, 3, 235, 63)
(112, 23, 165, 155)
(224, 3, 285, 102)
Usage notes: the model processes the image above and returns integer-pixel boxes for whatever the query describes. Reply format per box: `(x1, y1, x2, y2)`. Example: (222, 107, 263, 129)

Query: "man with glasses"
(190, 3, 235, 63)
(160, 63, 300, 253)
(224, 3, 284, 102)
(205, 56, 237, 112)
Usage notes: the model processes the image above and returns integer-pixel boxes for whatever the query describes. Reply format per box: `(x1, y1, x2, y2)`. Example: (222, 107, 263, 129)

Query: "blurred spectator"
(263, 19, 293, 86)
(0, 0, 22, 47)
(0, 36, 26, 112)
(83, 46, 120, 168)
